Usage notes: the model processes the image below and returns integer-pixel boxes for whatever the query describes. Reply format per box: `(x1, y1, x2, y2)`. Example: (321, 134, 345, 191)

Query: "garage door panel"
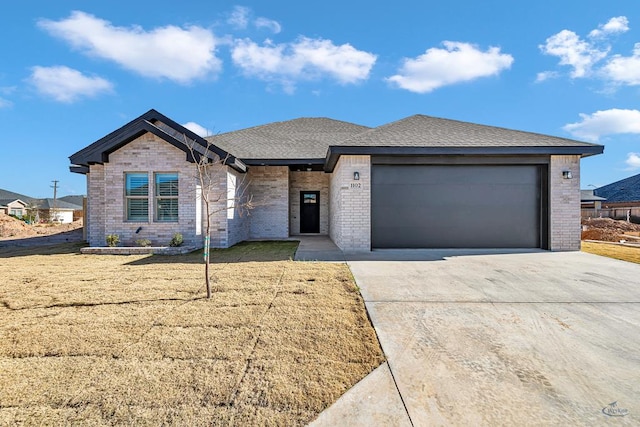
(371, 165, 541, 248)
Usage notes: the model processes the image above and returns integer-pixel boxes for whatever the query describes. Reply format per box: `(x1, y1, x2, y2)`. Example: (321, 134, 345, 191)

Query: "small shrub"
(106, 234, 120, 247)
(135, 239, 152, 247)
(169, 232, 183, 247)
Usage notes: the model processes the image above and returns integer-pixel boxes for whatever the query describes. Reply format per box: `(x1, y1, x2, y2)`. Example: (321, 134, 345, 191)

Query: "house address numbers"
(350, 182, 362, 189)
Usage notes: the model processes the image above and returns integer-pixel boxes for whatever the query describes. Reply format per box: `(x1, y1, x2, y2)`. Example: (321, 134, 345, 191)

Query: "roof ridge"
(209, 116, 369, 140)
(340, 113, 600, 146)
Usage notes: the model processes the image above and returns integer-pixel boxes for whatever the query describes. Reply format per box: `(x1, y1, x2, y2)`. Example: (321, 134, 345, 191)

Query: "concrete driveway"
(347, 250, 640, 426)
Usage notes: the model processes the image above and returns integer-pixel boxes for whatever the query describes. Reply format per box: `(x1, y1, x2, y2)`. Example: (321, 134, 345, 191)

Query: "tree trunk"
(204, 236, 211, 298)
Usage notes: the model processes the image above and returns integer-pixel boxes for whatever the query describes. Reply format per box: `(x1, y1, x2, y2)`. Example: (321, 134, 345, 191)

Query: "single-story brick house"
(69, 109, 603, 251)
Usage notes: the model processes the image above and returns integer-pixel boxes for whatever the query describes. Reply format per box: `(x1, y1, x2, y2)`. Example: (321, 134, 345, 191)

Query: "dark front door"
(300, 191, 320, 233)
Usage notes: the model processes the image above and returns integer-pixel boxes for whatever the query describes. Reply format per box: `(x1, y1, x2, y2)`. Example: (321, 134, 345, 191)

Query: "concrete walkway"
(293, 235, 345, 261)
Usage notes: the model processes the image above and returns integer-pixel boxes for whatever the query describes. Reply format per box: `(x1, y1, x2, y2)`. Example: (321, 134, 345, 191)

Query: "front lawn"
(581, 241, 640, 264)
(0, 241, 384, 426)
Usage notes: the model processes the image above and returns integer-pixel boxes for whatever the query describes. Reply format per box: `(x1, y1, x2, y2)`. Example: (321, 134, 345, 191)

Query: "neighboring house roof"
(594, 173, 640, 203)
(580, 190, 606, 202)
(35, 199, 83, 211)
(0, 199, 28, 208)
(207, 118, 371, 163)
(69, 109, 246, 174)
(0, 189, 36, 204)
(59, 195, 85, 206)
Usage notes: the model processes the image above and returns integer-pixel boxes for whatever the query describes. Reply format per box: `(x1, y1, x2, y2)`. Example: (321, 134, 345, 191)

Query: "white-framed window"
(155, 173, 179, 222)
(125, 173, 149, 221)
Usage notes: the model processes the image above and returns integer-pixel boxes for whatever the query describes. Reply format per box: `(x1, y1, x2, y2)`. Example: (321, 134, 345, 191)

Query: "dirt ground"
(581, 217, 640, 242)
(0, 213, 82, 240)
(0, 241, 384, 426)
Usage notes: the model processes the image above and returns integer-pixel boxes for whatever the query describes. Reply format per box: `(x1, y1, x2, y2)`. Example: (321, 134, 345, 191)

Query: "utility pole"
(51, 180, 59, 223)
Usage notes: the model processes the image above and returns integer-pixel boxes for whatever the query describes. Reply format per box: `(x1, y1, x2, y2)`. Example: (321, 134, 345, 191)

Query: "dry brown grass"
(581, 241, 640, 264)
(0, 241, 384, 426)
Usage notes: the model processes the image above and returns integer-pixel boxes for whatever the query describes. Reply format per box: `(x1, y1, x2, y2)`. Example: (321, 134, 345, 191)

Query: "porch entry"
(300, 191, 320, 233)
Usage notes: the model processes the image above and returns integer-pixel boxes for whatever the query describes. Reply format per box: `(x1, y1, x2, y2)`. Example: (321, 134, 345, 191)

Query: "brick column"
(549, 155, 581, 251)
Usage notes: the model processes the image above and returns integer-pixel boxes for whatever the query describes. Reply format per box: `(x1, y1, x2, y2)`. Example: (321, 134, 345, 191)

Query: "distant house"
(70, 109, 603, 251)
(594, 173, 640, 207)
(0, 188, 84, 223)
(0, 189, 35, 218)
(58, 195, 86, 221)
(34, 199, 83, 224)
(0, 199, 29, 217)
(580, 190, 606, 209)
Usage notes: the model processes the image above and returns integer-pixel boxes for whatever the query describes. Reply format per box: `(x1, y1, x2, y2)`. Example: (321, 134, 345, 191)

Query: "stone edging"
(80, 246, 198, 255)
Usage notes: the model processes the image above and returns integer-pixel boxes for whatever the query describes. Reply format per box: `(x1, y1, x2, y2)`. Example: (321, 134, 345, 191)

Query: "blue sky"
(1, 0, 639, 197)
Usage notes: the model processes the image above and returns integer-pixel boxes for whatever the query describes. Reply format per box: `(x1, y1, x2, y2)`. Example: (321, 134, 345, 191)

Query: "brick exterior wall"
(247, 166, 289, 239)
(289, 171, 330, 235)
(201, 162, 230, 249)
(226, 168, 250, 246)
(87, 164, 106, 246)
(329, 155, 371, 251)
(549, 155, 581, 251)
(87, 133, 203, 247)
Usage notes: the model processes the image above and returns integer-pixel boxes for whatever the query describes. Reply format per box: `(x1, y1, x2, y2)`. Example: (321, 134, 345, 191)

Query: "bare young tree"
(182, 135, 253, 298)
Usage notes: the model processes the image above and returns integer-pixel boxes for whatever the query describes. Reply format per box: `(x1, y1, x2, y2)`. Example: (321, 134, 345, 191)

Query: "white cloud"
(28, 65, 113, 103)
(227, 6, 250, 29)
(227, 6, 281, 34)
(539, 30, 607, 78)
(535, 70, 560, 83)
(589, 16, 629, 38)
(626, 152, 640, 169)
(39, 11, 221, 83)
(232, 37, 377, 91)
(540, 16, 632, 81)
(0, 97, 12, 108)
(563, 108, 640, 141)
(386, 41, 513, 93)
(603, 43, 640, 86)
(255, 17, 281, 34)
(182, 121, 211, 137)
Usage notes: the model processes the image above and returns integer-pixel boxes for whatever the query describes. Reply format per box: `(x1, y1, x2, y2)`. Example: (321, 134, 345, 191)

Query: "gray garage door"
(371, 165, 542, 248)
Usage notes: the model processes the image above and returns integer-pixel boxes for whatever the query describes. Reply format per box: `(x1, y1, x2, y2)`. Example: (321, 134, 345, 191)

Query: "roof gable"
(595, 173, 640, 203)
(69, 109, 245, 174)
(0, 199, 28, 208)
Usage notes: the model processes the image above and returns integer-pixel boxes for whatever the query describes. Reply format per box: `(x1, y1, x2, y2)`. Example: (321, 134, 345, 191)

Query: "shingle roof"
(35, 198, 83, 210)
(0, 199, 28, 207)
(580, 190, 606, 202)
(70, 110, 605, 174)
(58, 195, 85, 206)
(207, 118, 371, 160)
(0, 189, 36, 203)
(594, 173, 640, 203)
(338, 114, 601, 148)
(69, 109, 245, 174)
